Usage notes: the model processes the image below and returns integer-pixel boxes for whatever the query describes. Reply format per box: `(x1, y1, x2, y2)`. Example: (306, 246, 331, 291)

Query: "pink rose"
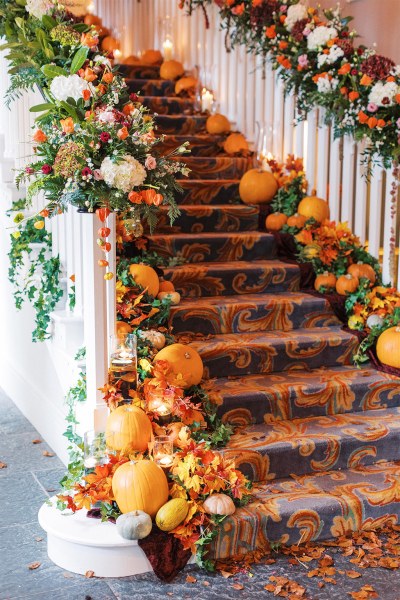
(145, 155, 157, 170)
(298, 54, 308, 68)
(93, 169, 103, 181)
(367, 102, 378, 113)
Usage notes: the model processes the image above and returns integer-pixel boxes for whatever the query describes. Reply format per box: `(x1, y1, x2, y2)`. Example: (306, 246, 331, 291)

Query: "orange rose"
(122, 103, 134, 116)
(33, 129, 47, 143)
(265, 25, 276, 39)
(117, 126, 129, 140)
(102, 72, 114, 84)
(395, 94, 400, 104)
(338, 63, 351, 75)
(377, 119, 386, 128)
(141, 189, 163, 206)
(81, 33, 98, 48)
(358, 111, 368, 124)
(387, 76, 395, 82)
(360, 74, 372, 86)
(82, 89, 91, 101)
(348, 91, 359, 102)
(60, 117, 75, 134)
(83, 67, 97, 82)
(340, 86, 348, 96)
(279, 14, 286, 24)
(367, 117, 378, 129)
(97, 84, 107, 96)
(128, 191, 142, 204)
(232, 2, 244, 15)
(252, 0, 263, 5)
(278, 40, 288, 50)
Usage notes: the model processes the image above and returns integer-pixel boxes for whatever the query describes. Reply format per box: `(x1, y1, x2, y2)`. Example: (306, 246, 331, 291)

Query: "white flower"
(316, 75, 338, 94)
(317, 44, 344, 67)
(100, 156, 146, 192)
(50, 74, 90, 102)
(25, 0, 54, 19)
(93, 55, 112, 68)
(307, 26, 338, 51)
(285, 3, 308, 31)
(368, 81, 400, 107)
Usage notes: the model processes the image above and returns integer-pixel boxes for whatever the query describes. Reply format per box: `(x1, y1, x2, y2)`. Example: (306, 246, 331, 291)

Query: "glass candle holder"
(146, 388, 173, 423)
(153, 435, 173, 468)
(109, 333, 137, 398)
(255, 122, 273, 170)
(201, 88, 214, 113)
(84, 430, 108, 471)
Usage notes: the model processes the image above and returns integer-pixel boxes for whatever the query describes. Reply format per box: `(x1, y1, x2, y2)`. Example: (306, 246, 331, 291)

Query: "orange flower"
(83, 67, 97, 82)
(277, 55, 291, 69)
(232, 2, 244, 15)
(97, 84, 107, 96)
(117, 126, 129, 140)
(141, 188, 164, 206)
(279, 40, 288, 50)
(102, 72, 114, 84)
(39, 209, 49, 217)
(360, 74, 372, 86)
(387, 76, 395, 82)
(279, 14, 286, 24)
(128, 191, 142, 204)
(60, 117, 74, 134)
(252, 0, 263, 5)
(33, 129, 47, 143)
(81, 32, 98, 48)
(82, 89, 91, 101)
(338, 63, 351, 75)
(85, 110, 94, 120)
(377, 119, 386, 128)
(395, 94, 400, 104)
(122, 102, 134, 115)
(358, 111, 369, 124)
(265, 25, 276, 39)
(367, 117, 378, 129)
(348, 91, 359, 102)
(340, 86, 348, 96)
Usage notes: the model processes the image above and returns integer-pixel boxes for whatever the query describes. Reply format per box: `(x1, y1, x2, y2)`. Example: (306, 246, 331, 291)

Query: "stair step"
(148, 231, 276, 263)
(141, 96, 195, 115)
(173, 156, 252, 180)
(189, 327, 358, 377)
(223, 407, 400, 482)
(150, 204, 260, 233)
(206, 366, 400, 425)
(163, 260, 300, 298)
(127, 78, 176, 96)
(178, 179, 241, 204)
(118, 64, 161, 79)
(169, 292, 340, 334)
(210, 459, 400, 559)
(158, 134, 225, 156)
(155, 114, 207, 134)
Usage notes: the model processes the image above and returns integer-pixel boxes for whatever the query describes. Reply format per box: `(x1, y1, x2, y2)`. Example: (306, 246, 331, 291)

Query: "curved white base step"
(38, 499, 154, 577)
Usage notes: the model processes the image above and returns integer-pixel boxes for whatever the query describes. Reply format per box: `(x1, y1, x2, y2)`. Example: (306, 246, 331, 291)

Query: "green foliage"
(271, 177, 306, 216)
(190, 385, 233, 448)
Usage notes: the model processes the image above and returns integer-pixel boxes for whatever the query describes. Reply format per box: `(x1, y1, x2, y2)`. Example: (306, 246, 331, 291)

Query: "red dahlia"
(360, 54, 395, 80)
(291, 18, 309, 42)
(250, 0, 279, 32)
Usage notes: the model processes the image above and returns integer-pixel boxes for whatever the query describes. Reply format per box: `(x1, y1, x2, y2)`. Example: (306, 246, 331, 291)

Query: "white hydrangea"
(50, 74, 90, 102)
(100, 156, 146, 192)
(307, 26, 338, 51)
(317, 44, 344, 67)
(285, 3, 308, 32)
(317, 76, 338, 94)
(368, 81, 400, 107)
(26, 0, 55, 19)
(93, 55, 112, 69)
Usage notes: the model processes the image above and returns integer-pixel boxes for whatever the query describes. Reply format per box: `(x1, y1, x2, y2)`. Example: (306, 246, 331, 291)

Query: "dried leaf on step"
(0, 461, 7, 469)
(85, 570, 95, 578)
(185, 575, 197, 584)
(346, 570, 362, 578)
(203, 581, 210, 587)
(231, 583, 244, 590)
(42, 450, 54, 457)
(220, 570, 234, 578)
(32, 439, 42, 444)
(35, 537, 43, 542)
(28, 562, 41, 570)
(63, 572, 74, 578)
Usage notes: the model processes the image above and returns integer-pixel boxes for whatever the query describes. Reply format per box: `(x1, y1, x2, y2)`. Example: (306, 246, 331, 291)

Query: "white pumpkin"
(202, 493, 236, 516)
(116, 510, 152, 540)
(138, 329, 166, 350)
(157, 291, 181, 305)
(366, 314, 384, 329)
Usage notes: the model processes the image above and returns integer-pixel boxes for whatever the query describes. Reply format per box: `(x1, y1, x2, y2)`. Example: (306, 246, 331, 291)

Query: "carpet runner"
(122, 63, 400, 559)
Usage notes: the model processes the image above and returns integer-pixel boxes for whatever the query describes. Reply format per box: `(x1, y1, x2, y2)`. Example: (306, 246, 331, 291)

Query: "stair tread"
(165, 258, 297, 271)
(171, 290, 331, 307)
(158, 203, 257, 212)
(150, 231, 270, 241)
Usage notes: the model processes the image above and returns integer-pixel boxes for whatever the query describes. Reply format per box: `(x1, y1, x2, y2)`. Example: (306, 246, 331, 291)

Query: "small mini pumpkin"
(116, 321, 133, 335)
(223, 133, 249, 155)
(203, 493, 236, 516)
(376, 327, 400, 368)
(265, 212, 287, 231)
(347, 262, 376, 285)
(122, 55, 140, 65)
(297, 196, 330, 223)
(287, 213, 307, 229)
(206, 113, 231, 134)
(116, 510, 152, 540)
(239, 169, 278, 205)
(160, 60, 184, 80)
(157, 291, 181, 305)
(302, 243, 320, 260)
(112, 460, 169, 517)
(141, 49, 163, 65)
(138, 329, 166, 350)
(101, 36, 120, 52)
(336, 273, 359, 295)
(314, 271, 337, 292)
(366, 314, 384, 329)
(129, 263, 160, 297)
(175, 76, 198, 95)
(155, 498, 189, 531)
(154, 343, 203, 387)
(159, 280, 175, 293)
(348, 315, 365, 330)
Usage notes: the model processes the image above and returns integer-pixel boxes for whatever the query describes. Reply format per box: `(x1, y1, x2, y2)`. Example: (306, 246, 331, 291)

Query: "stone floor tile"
(0, 473, 47, 526)
(31, 467, 66, 496)
(0, 431, 58, 476)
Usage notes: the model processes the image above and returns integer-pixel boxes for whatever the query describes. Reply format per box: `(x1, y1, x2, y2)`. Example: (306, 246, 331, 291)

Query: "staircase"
(122, 63, 400, 560)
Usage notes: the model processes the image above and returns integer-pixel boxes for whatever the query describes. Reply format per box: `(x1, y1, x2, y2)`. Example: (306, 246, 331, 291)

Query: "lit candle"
(155, 454, 174, 468)
(84, 456, 98, 469)
(201, 88, 214, 113)
(163, 39, 174, 61)
(87, 1, 95, 14)
(261, 152, 274, 172)
(153, 435, 173, 468)
(114, 49, 122, 63)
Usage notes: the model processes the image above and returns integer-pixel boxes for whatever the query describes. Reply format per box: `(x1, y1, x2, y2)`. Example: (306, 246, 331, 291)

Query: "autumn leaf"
(186, 575, 197, 584)
(0, 461, 7, 469)
(42, 450, 54, 457)
(85, 570, 95, 578)
(346, 570, 362, 578)
(232, 583, 244, 590)
(348, 585, 378, 599)
(32, 439, 42, 444)
(28, 562, 41, 570)
(220, 570, 234, 578)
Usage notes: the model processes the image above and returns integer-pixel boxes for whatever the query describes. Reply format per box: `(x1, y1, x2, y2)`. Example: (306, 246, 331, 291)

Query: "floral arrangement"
(179, 0, 400, 167)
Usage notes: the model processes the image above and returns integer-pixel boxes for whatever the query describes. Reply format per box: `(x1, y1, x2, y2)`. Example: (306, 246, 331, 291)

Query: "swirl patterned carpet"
(122, 63, 400, 560)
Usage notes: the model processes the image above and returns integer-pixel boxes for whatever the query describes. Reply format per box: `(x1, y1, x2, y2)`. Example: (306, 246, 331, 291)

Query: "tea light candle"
(153, 435, 173, 468)
(163, 39, 174, 61)
(155, 454, 174, 468)
(114, 49, 122, 63)
(84, 456, 98, 469)
(201, 88, 214, 113)
(260, 152, 273, 172)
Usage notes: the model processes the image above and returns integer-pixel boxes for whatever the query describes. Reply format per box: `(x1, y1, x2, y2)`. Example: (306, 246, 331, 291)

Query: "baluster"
(305, 109, 317, 192)
(353, 145, 368, 244)
(382, 167, 398, 285)
(367, 164, 384, 260)
(316, 109, 330, 199)
(328, 130, 341, 220)
(340, 135, 356, 228)
(283, 92, 295, 160)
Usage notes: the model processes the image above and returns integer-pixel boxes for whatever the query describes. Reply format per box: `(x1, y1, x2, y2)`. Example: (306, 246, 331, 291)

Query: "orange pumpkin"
(84, 14, 102, 26)
(141, 49, 163, 65)
(159, 280, 175, 292)
(347, 262, 376, 284)
(239, 169, 278, 205)
(223, 133, 249, 155)
(297, 196, 330, 223)
(206, 113, 231, 134)
(336, 273, 359, 295)
(154, 343, 203, 387)
(287, 213, 307, 229)
(112, 460, 169, 517)
(182, 409, 206, 430)
(265, 212, 288, 231)
(101, 36, 120, 52)
(175, 76, 198, 95)
(122, 55, 140, 65)
(116, 321, 133, 335)
(376, 327, 400, 368)
(106, 405, 152, 452)
(129, 263, 160, 297)
(314, 271, 337, 292)
(160, 60, 184, 80)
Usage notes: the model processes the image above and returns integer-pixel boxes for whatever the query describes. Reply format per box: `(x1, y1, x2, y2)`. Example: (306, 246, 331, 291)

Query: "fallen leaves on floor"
(85, 570, 95, 578)
(348, 585, 379, 599)
(32, 439, 42, 444)
(186, 574, 197, 583)
(231, 583, 244, 590)
(42, 450, 54, 457)
(28, 562, 41, 570)
(264, 575, 306, 598)
(0, 461, 7, 468)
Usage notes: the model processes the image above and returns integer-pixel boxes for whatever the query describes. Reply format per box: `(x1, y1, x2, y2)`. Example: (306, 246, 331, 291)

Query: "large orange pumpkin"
(336, 273, 359, 295)
(175, 76, 198, 95)
(297, 196, 330, 223)
(265, 212, 287, 231)
(376, 327, 400, 368)
(116, 321, 133, 335)
(106, 405, 152, 452)
(206, 113, 231, 134)
(314, 271, 337, 292)
(101, 36, 120, 52)
(154, 343, 203, 387)
(129, 263, 160, 297)
(223, 133, 249, 155)
(287, 213, 307, 229)
(239, 169, 278, 205)
(141, 49, 163, 65)
(112, 460, 169, 517)
(347, 262, 376, 285)
(160, 60, 184, 80)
